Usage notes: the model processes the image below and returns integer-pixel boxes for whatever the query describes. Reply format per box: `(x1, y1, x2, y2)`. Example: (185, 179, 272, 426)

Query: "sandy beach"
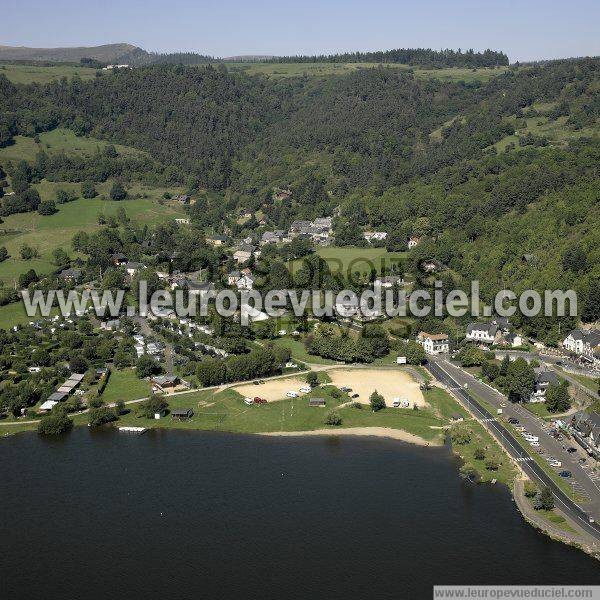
(233, 377, 308, 402)
(260, 426, 441, 446)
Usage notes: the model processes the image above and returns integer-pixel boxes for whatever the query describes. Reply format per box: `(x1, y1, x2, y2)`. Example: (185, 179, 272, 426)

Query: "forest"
(0, 55, 598, 337)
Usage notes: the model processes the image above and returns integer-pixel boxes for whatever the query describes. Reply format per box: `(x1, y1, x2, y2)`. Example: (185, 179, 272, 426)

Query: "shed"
(171, 408, 194, 420)
(309, 398, 326, 407)
(39, 400, 57, 413)
(47, 392, 68, 403)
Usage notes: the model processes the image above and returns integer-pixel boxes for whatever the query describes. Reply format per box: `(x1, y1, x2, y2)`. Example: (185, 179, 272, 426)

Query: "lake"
(0, 429, 598, 599)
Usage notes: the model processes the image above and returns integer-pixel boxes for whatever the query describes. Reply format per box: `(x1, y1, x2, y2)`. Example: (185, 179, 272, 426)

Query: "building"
(408, 236, 421, 249)
(531, 369, 560, 402)
(233, 249, 253, 264)
(151, 375, 180, 392)
(175, 218, 190, 225)
(206, 234, 227, 247)
(236, 273, 255, 290)
(374, 275, 404, 289)
(416, 332, 449, 355)
(501, 332, 523, 348)
(465, 323, 498, 345)
(261, 231, 284, 245)
(172, 408, 194, 420)
(58, 268, 82, 283)
(125, 262, 145, 277)
(563, 329, 600, 362)
(570, 412, 600, 458)
(309, 398, 326, 407)
(111, 253, 128, 266)
(363, 231, 387, 243)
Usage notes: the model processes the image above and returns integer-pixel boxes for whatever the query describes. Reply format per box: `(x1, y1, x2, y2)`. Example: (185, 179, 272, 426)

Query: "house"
(233, 249, 253, 264)
(408, 236, 421, 249)
(313, 216, 333, 232)
(261, 230, 284, 245)
(420, 260, 443, 274)
(111, 253, 128, 266)
(374, 275, 404, 289)
(501, 332, 523, 348)
(309, 398, 326, 407)
(59, 268, 82, 283)
(531, 369, 560, 402)
(289, 220, 312, 235)
(228, 270, 241, 286)
(570, 412, 600, 456)
(273, 188, 292, 201)
(152, 375, 180, 391)
(563, 329, 600, 361)
(206, 234, 227, 247)
(492, 316, 510, 332)
(363, 231, 388, 243)
(175, 218, 190, 225)
(172, 408, 194, 420)
(125, 262, 145, 277)
(186, 281, 215, 296)
(175, 194, 190, 204)
(466, 323, 498, 345)
(236, 273, 255, 290)
(100, 319, 120, 331)
(416, 332, 449, 355)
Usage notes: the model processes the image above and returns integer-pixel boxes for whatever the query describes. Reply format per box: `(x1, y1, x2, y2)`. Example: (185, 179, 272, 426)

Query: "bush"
(81, 181, 97, 199)
(110, 182, 127, 201)
(485, 457, 499, 471)
(37, 412, 73, 435)
(536, 486, 555, 511)
(137, 394, 168, 419)
(450, 426, 471, 445)
(324, 410, 342, 426)
(524, 481, 538, 498)
(38, 200, 57, 215)
(88, 407, 117, 427)
(370, 390, 386, 412)
(351, 401, 362, 409)
(136, 354, 161, 378)
(474, 447, 485, 460)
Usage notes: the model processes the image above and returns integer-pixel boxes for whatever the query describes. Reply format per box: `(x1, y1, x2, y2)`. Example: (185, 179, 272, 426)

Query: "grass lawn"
(0, 300, 60, 330)
(0, 129, 147, 167)
(270, 336, 339, 365)
(523, 402, 553, 418)
(290, 246, 406, 278)
(100, 368, 151, 404)
(0, 63, 99, 84)
(223, 62, 510, 82)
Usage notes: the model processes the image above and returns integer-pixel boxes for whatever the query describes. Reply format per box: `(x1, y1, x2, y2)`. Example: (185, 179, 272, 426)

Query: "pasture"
(0, 63, 98, 84)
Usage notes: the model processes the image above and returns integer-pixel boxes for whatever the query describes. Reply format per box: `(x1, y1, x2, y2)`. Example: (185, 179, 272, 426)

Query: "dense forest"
(0, 56, 598, 335)
(267, 47, 509, 67)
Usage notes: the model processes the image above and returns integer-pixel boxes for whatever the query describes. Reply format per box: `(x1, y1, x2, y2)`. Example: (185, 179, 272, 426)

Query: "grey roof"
(566, 329, 600, 345)
(535, 370, 559, 386)
(171, 408, 193, 416)
(59, 268, 82, 279)
(466, 322, 498, 336)
(47, 392, 68, 402)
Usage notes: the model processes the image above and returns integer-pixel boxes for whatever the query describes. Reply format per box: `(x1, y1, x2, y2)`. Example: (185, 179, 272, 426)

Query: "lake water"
(0, 429, 598, 599)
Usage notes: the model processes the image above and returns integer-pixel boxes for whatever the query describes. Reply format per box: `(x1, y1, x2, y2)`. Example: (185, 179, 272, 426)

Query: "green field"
(0, 190, 185, 286)
(291, 246, 406, 278)
(101, 368, 151, 404)
(224, 62, 510, 82)
(0, 63, 99, 84)
(270, 336, 339, 365)
(0, 128, 147, 167)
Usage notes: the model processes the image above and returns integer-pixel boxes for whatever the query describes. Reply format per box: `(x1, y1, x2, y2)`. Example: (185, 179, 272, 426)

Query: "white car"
(529, 441, 540, 447)
(550, 460, 562, 468)
(299, 386, 312, 393)
(286, 391, 298, 398)
(244, 397, 254, 405)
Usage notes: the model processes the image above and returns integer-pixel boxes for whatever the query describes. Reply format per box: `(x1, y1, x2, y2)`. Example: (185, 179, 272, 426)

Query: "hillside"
(0, 43, 146, 64)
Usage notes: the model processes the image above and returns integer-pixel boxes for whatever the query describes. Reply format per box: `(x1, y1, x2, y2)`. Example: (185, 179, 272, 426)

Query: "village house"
(227, 270, 241, 286)
(500, 332, 524, 348)
(466, 322, 498, 345)
(570, 412, 600, 458)
(530, 369, 560, 402)
(273, 188, 292, 201)
(313, 216, 333, 232)
(236, 272, 255, 290)
(125, 262, 145, 277)
(363, 231, 388, 243)
(233, 245, 254, 264)
(417, 332, 449, 355)
(563, 329, 600, 362)
(374, 275, 404, 288)
(175, 194, 190, 204)
(59, 268, 82, 283)
(206, 234, 227, 247)
(408, 236, 421, 249)
(261, 230, 285, 246)
(111, 253, 128, 266)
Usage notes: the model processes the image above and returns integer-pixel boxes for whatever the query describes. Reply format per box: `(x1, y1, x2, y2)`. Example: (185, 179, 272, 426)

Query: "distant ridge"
(0, 43, 147, 64)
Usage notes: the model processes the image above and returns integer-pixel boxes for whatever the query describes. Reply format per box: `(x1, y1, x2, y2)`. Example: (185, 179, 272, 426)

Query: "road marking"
(515, 457, 534, 462)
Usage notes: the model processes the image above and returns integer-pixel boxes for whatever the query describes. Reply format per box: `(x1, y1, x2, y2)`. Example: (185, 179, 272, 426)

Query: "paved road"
(427, 356, 600, 542)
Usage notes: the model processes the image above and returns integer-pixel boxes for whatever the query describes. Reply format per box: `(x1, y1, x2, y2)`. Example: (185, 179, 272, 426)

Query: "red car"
(253, 397, 267, 404)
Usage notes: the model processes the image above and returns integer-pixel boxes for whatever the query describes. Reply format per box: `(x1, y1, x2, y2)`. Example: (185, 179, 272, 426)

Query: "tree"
(370, 390, 386, 412)
(69, 356, 89, 374)
(136, 354, 161, 378)
(405, 341, 426, 365)
(37, 412, 73, 435)
(0, 246, 8, 262)
(38, 200, 57, 215)
(115, 400, 126, 416)
(110, 182, 127, 201)
(485, 457, 499, 471)
(51, 247, 70, 266)
(324, 410, 342, 426)
(20, 244, 39, 260)
(545, 381, 571, 413)
(88, 407, 117, 427)
(450, 426, 471, 445)
(456, 345, 486, 367)
(536, 487, 555, 511)
(505, 358, 535, 402)
(137, 394, 168, 419)
(306, 372, 318, 387)
(474, 447, 485, 460)
(581, 280, 600, 323)
(81, 181, 97, 199)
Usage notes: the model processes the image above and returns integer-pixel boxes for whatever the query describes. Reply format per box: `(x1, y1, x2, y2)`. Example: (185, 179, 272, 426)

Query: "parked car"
(299, 386, 312, 393)
(550, 460, 562, 468)
(558, 470, 572, 478)
(508, 418, 519, 425)
(529, 441, 540, 447)
(253, 381, 260, 386)
(340, 387, 352, 393)
(253, 397, 267, 404)
(286, 391, 298, 398)
(351, 393, 360, 399)
(579, 458, 587, 464)
(244, 397, 254, 405)
(567, 447, 577, 453)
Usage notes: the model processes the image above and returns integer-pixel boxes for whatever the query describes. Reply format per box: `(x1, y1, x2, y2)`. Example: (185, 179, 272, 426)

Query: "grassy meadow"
(0, 63, 99, 84)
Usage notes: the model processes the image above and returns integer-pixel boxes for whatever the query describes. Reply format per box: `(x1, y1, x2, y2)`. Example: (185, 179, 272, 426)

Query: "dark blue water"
(0, 429, 598, 600)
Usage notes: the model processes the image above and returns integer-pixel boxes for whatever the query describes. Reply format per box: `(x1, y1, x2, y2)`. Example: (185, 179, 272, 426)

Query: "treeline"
(195, 346, 291, 386)
(267, 47, 509, 67)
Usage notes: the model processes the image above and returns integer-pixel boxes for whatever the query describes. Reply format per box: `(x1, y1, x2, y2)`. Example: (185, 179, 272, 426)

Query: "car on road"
(579, 457, 587, 464)
(351, 393, 360, 399)
(253, 381, 260, 385)
(340, 386, 352, 392)
(286, 391, 298, 398)
(508, 418, 519, 425)
(558, 470, 572, 478)
(567, 447, 577, 453)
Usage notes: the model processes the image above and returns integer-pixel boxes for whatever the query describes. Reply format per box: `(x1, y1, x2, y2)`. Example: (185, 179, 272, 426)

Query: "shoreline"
(259, 426, 441, 446)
